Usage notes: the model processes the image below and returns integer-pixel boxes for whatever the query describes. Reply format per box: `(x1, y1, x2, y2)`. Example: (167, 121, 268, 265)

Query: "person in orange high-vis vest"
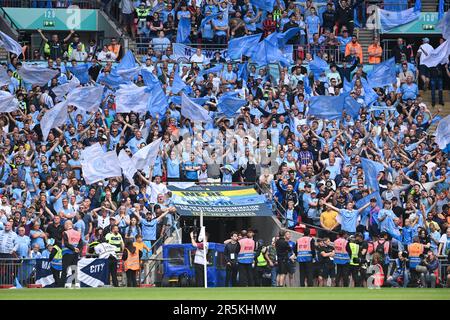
(237, 229, 256, 287)
(61, 220, 82, 288)
(367, 37, 383, 64)
(408, 236, 425, 284)
(123, 239, 142, 287)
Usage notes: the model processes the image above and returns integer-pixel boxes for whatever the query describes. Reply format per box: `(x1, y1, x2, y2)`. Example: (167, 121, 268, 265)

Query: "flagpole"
(200, 209, 207, 288)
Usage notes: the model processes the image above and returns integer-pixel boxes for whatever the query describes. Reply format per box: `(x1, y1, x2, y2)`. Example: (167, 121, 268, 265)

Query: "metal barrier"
(0, 258, 39, 287)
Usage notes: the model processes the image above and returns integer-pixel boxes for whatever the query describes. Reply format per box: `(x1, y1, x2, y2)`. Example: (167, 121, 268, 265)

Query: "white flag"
(66, 85, 104, 112)
(0, 90, 19, 113)
(41, 101, 68, 140)
(132, 138, 162, 170)
(115, 85, 151, 114)
(118, 149, 137, 185)
(181, 92, 212, 123)
(17, 64, 59, 86)
(52, 76, 80, 102)
(0, 31, 22, 57)
(421, 40, 450, 67)
(436, 114, 450, 149)
(82, 151, 123, 185)
(80, 142, 105, 164)
(117, 66, 142, 81)
(0, 68, 11, 88)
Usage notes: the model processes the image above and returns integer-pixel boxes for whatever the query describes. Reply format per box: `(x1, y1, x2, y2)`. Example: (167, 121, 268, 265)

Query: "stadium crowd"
(0, 0, 449, 288)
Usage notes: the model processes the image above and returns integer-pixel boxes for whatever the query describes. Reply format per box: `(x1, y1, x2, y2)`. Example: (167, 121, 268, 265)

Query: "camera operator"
(386, 251, 410, 287)
(416, 250, 439, 288)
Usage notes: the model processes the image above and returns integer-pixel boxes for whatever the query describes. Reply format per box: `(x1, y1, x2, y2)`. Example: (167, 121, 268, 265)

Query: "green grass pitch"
(0, 287, 449, 300)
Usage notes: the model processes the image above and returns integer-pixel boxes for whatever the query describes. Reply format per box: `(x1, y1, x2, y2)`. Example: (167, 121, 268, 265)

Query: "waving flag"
(41, 101, 68, 140)
(277, 27, 301, 47)
(361, 158, 384, 192)
(378, 4, 421, 32)
(308, 95, 344, 120)
(118, 149, 137, 185)
(309, 55, 329, 79)
(171, 71, 189, 94)
(250, 0, 276, 12)
(18, 64, 59, 86)
(82, 151, 122, 184)
(361, 78, 379, 106)
(217, 92, 247, 117)
(115, 85, 151, 114)
(367, 57, 397, 88)
(52, 76, 80, 102)
(177, 17, 191, 43)
(66, 86, 104, 112)
(343, 78, 353, 92)
(200, 12, 222, 29)
(421, 40, 450, 68)
(132, 138, 162, 170)
(96, 69, 129, 89)
(228, 34, 262, 60)
(356, 191, 383, 227)
(436, 114, 450, 150)
(343, 94, 361, 119)
(0, 31, 22, 57)
(0, 90, 19, 113)
(197, 64, 224, 81)
(171, 95, 210, 106)
(238, 62, 249, 82)
(0, 68, 11, 88)
(116, 50, 141, 81)
(251, 39, 290, 67)
(142, 69, 169, 118)
(181, 92, 212, 122)
(67, 64, 91, 85)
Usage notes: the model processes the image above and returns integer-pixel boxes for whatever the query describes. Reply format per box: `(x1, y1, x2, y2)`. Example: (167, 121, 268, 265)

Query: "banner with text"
(169, 185, 273, 217)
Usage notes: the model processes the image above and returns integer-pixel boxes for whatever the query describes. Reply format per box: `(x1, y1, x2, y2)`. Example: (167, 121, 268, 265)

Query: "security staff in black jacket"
(224, 231, 240, 287)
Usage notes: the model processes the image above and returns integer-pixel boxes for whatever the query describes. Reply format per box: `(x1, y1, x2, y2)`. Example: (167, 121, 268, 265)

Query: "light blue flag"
(177, 17, 191, 43)
(200, 12, 222, 29)
(97, 68, 130, 89)
(14, 277, 23, 289)
(171, 95, 210, 106)
(343, 94, 361, 119)
(250, 0, 276, 12)
(367, 57, 397, 88)
(0, 90, 19, 113)
(197, 64, 224, 81)
(238, 62, 248, 82)
(438, 10, 450, 40)
(251, 39, 290, 67)
(360, 157, 385, 192)
(309, 55, 329, 80)
(436, 114, 450, 149)
(67, 64, 91, 85)
(41, 101, 68, 141)
(361, 78, 379, 106)
(228, 34, 262, 60)
(17, 64, 59, 86)
(0, 31, 22, 57)
(278, 27, 301, 48)
(438, 0, 444, 19)
(142, 69, 169, 118)
(171, 71, 189, 95)
(218, 92, 248, 117)
(181, 92, 212, 123)
(116, 50, 141, 81)
(0, 68, 11, 87)
(115, 84, 151, 114)
(356, 191, 383, 227)
(308, 95, 345, 120)
(378, 5, 421, 32)
(343, 78, 353, 92)
(66, 85, 104, 113)
(383, 0, 408, 11)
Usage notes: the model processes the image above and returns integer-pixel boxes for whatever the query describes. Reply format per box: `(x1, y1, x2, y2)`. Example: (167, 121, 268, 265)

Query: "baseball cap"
(422, 37, 430, 43)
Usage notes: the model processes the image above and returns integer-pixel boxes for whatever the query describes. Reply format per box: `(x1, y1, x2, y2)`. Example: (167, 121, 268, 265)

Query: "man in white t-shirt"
(146, 175, 168, 204)
(416, 37, 434, 91)
(190, 48, 206, 64)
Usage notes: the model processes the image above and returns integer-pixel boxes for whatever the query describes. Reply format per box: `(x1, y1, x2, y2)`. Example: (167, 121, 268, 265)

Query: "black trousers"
(194, 263, 205, 287)
(238, 263, 254, 287)
(299, 262, 314, 287)
(336, 264, 350, 287)
(225, 263, 238, 287)
(126, 269, 138, 287)
(50, 267, 62, 288)
(0, 253, 14, 285)
(108, 256, 119, 287)
(61, 253, 78, 285)
(350, 265, 362, 287)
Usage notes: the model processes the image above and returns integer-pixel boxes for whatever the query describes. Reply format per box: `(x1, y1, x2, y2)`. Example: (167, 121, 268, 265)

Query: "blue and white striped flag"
(181, 92, 212, 123)
(0, 31, 22, 57)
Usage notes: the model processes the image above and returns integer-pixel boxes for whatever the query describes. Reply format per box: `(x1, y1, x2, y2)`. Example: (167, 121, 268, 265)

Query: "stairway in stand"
(421, 0, 438, 12)
(356, 28, 376, 64)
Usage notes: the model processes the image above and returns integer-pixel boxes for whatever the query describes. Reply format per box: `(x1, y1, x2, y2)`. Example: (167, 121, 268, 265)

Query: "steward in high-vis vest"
(237, 229, 256, 287)
(333, 230, 351, 287)
(408, 236, 425, 270)
(122, 239, 142, 287)
(349, 232, 368, 287)
(295, 228, 315, 287)
(61, 220, 82, 288)
(47, 238, 63, 287)
(254, 240, 271, 287)
(136, 3, 150, 30)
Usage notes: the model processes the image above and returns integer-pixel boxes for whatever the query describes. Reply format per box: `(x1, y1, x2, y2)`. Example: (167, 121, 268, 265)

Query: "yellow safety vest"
(256, 251, 267, 267)
(349, 242, 360, 266)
